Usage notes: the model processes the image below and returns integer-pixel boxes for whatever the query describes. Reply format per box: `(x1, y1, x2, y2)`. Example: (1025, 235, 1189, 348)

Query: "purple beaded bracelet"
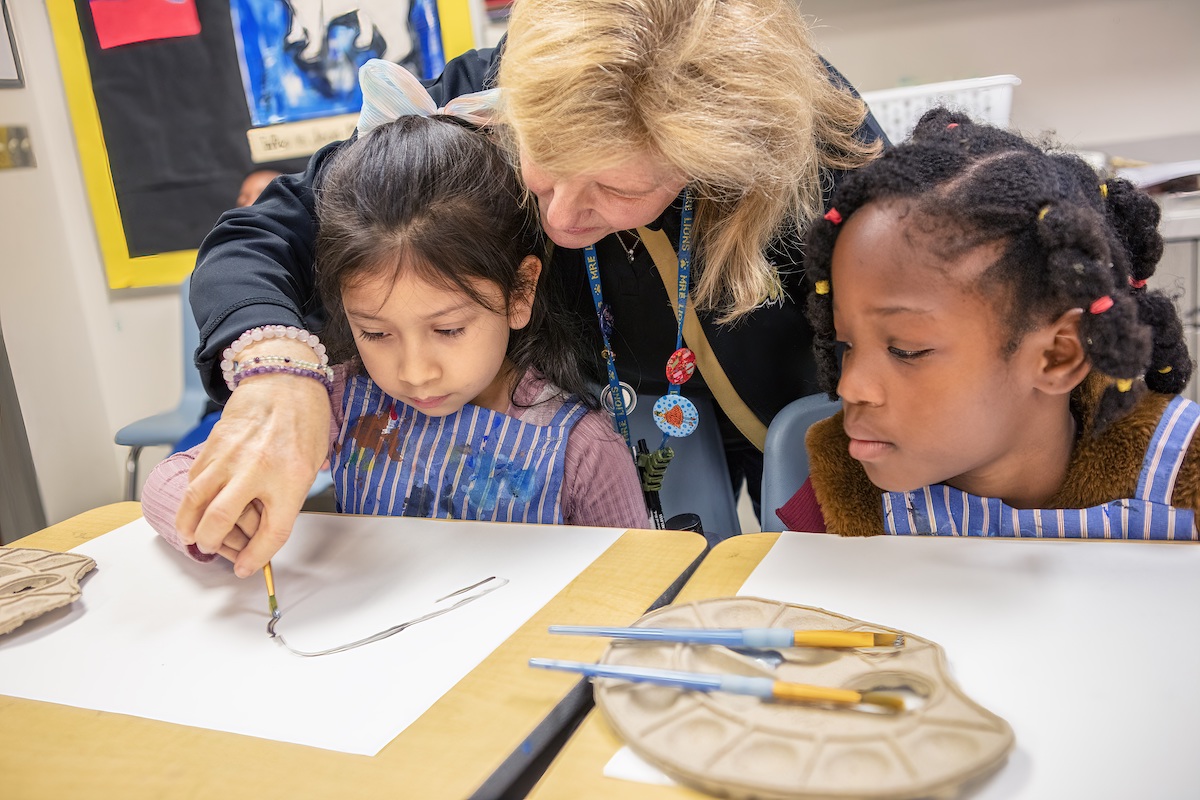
(231, 364, 335, 394)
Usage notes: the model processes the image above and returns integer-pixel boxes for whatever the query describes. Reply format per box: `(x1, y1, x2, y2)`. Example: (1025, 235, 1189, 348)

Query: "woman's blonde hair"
(499, 0, 881, 321)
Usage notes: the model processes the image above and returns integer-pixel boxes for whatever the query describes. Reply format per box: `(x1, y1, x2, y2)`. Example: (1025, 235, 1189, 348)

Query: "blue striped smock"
(331, 375, 589, 523)
(881, 395, 1200, 539)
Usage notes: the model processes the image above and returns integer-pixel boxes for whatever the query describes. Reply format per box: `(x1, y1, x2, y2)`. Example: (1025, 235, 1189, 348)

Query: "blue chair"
(760, 393, 841, 532)
(114, 279, 210, 501)
(626, 393, 741, 542)
(114, 278, 336, 503)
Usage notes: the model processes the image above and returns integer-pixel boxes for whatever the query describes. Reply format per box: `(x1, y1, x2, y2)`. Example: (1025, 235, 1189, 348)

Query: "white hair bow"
(356, 58, 501, 135)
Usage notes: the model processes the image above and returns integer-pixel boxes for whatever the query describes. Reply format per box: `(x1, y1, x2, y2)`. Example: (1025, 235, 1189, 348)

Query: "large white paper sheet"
(739, 532, 1200, 800)
(0, 515, 623, 756)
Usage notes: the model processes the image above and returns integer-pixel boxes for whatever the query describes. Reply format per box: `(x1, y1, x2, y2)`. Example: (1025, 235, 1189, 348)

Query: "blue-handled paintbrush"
(548, 625, 903, 649)
(529, 658, 903, 711)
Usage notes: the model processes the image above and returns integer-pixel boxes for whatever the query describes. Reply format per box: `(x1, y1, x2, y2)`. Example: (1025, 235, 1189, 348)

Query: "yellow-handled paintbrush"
(263, 561, 281, 635)
(530, 658, 905, 712)
(549, 625, 904, 649)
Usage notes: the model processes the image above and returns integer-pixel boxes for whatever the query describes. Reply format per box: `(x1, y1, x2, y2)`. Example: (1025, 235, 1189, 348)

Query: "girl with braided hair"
(778, 108, 1199, 538)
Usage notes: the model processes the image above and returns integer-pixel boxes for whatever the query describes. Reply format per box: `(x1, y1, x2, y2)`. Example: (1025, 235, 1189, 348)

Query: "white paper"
(604, 746, 678, 786)
(738, 532, 1200, 800)
(0, 515, 623, 756)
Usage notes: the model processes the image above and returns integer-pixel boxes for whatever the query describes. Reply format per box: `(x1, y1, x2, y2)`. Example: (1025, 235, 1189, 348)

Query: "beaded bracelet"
(221, 325, 329, 391)
(231, 364, 335, 394)
(231, 354, 331, 376)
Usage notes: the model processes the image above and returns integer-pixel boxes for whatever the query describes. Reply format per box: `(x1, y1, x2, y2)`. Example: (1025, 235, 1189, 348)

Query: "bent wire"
(270, 576, 509, 657)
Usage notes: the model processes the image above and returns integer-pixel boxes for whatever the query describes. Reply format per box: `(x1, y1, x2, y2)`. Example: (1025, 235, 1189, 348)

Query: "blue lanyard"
(667, 192, 695, 395)
(584, 190, 694, 449)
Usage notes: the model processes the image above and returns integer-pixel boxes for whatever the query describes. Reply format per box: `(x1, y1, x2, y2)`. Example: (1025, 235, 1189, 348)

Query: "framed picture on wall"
(46, 0, 476, 289)
(0, 0, 24, 88)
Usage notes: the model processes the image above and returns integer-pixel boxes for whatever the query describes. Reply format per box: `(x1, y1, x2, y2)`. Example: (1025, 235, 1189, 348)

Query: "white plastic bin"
(861, 75, 1021, 144)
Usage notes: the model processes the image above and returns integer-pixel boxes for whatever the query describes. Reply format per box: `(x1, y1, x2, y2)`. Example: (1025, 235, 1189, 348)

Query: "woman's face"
(520, 150, 687, 249)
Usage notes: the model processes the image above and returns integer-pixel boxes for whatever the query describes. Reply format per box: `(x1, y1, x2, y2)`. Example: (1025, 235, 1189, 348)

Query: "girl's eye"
(888, 346, 932, 361)
(436, 328, 466, 338)
(358, 330, 387, 342)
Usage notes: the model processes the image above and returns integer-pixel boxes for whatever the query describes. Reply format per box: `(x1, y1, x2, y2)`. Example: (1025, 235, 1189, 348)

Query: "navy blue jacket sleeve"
(190, 46, 503, 402)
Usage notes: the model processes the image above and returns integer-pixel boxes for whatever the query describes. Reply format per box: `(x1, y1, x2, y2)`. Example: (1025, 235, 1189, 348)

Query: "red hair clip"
(1129, 277, 1148, 289)
(823, 208, 843, 225)
(1089, 295, 1114, 314)
(946, 123, 960, 129)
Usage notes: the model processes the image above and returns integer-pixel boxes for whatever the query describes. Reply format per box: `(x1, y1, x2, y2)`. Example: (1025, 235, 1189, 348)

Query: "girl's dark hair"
(315, 115, 597, 407)
(805, 107, 1193, 430)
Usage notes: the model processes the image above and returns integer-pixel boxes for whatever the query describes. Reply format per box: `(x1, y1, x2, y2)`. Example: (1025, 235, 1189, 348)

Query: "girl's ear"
(508, 255, 542, 331)
(1033, 308, 1090, 395)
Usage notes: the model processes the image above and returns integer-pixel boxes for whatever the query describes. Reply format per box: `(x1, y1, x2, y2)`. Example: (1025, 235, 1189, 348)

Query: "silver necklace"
(613, 230, 640, 263)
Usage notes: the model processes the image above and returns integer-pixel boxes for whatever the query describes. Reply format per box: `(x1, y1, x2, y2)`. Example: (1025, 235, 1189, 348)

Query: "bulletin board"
(47, 0, 477, 289)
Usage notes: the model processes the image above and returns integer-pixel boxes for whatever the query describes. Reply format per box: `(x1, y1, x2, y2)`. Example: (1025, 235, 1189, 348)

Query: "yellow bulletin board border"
(46, 0, 477, 290)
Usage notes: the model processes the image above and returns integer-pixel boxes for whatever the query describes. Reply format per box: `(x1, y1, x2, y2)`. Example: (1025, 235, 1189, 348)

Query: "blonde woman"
(179, 0, 886, 574)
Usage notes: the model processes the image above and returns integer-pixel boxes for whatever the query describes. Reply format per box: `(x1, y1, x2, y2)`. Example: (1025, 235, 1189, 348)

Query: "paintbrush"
(548, 625, 904, 649)
(529, 658, 904, 712)
(263, 561, 281, 635)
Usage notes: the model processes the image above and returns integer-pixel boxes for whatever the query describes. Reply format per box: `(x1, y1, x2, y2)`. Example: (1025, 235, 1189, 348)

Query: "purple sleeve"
(775, 478, 828, 533)
(561, 410, 651, 529)
(141, 445, 218, 563)
(141, 368, 348, 562)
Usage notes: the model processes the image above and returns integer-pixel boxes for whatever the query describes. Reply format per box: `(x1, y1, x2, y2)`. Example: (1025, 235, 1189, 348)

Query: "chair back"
(178, 277, 209, 412)
(627, 393, 741, 543)
(760, 393, 841, 532)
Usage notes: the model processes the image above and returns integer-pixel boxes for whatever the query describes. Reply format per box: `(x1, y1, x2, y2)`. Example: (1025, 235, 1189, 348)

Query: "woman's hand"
(175, 339, 332, 577)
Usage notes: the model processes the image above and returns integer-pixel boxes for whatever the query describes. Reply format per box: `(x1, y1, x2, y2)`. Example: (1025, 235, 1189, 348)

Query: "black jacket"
(190, 45, 887, 445)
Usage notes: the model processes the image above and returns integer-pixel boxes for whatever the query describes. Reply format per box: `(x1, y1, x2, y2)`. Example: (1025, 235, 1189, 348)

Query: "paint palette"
(0, 547, 96, 636)
(595, 597, 1014, 800)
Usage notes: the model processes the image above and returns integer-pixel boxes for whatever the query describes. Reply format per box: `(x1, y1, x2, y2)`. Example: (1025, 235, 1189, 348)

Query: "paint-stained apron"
(331, 375, 588, 523)
(881, 395, 1200, 539)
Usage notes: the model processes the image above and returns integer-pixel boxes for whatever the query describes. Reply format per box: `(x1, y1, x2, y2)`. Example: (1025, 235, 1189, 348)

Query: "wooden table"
(1, 503, 706, 800)
(531, 531, 1200, 799)
(530, 533, 781, 800)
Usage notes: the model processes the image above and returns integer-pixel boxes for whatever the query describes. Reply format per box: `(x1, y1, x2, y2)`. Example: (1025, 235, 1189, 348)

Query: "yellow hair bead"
(815, 280, 831, 295)
(1037, 206, 1051, 221)
(1158, 366, 1173, 374)
(1099, 182, 1108, 198)
(1116, 378, 1133, 393)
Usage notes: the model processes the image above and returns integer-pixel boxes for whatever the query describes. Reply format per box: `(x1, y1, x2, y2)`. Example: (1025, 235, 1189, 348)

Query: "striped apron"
(331, 375, 589, 523)
(881, 395, 1200, 539)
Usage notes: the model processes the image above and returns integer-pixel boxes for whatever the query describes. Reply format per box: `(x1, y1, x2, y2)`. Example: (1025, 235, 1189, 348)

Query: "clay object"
(596, 597, 1014, 800)
(0, 547, 97, 636)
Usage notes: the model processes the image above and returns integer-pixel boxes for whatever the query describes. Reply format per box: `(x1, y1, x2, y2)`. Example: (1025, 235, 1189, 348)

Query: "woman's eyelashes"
(358, 330, 387, 342)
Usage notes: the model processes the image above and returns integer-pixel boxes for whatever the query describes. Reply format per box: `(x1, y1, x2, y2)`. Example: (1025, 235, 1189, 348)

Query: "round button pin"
(665, 348, 696, 385)
(652, 394, 698, 438)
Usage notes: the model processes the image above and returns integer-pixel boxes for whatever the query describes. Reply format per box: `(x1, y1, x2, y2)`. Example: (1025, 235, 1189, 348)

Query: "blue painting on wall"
(231, 0, 426, 126)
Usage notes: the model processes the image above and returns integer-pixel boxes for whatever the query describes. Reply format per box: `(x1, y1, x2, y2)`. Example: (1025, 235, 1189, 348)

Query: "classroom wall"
(0, 2, 178, 525)
(0, 0, 1197, 527)
(804, 0, 1200, 159)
